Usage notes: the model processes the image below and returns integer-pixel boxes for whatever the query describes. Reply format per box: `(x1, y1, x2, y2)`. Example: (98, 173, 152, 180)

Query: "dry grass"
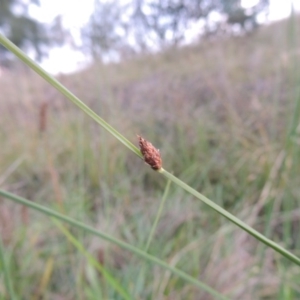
(0, 16, 300, 299)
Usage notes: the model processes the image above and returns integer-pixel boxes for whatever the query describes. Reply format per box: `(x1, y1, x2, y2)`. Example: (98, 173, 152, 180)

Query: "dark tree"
(0, 0, 67, 65)
(81, 0, 124, 61)
(82, 0, 213, 57)
(129, 0, 211, 48)
(218, 0, 270, 33)
(80, 0, 270, 61)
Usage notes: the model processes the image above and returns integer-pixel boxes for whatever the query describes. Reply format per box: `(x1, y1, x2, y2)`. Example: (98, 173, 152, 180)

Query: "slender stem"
(145, 180, 171, 252)
(0, 34, 141, 159)
(0, 189, 228, 300)
(133, 180, 171, 297)
(160, 168, 300, 266)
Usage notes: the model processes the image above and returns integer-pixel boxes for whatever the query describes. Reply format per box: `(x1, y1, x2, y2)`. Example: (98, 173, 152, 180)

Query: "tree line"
(0, 0, 269, 65)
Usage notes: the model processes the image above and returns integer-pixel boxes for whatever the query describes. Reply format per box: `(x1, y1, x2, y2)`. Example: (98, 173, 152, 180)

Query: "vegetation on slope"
(0, 15, 300, 299)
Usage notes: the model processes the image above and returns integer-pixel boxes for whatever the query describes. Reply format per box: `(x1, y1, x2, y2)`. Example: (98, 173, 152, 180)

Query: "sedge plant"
(0, 33, 300, 298)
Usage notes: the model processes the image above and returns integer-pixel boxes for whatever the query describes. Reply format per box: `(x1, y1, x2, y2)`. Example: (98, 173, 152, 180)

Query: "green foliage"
(0, 14, 300, 299)
(80, 0, 270, 60)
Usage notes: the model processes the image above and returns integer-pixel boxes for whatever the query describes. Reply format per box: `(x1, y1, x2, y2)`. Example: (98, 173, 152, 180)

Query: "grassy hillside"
(0, 15, 300, 299)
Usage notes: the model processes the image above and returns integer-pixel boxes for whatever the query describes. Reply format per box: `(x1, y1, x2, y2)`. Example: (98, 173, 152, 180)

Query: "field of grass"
(0, 14, 300, 299)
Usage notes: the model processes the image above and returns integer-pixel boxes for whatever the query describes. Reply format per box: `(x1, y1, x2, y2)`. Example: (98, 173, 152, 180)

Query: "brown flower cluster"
(138, 135, 162, 170)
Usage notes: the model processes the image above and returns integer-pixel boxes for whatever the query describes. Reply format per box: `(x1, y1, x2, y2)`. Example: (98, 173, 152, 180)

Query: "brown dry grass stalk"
(39, 101, 48, 133)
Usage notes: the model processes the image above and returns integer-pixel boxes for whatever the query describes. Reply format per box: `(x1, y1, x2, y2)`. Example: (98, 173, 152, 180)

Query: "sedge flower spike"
(138, 135, 162, 170)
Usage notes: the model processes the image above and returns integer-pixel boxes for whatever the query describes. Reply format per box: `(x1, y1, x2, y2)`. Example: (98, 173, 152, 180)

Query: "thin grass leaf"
(145, 179, 171, 252)
(0, 188, 228, 300)
(0, 34, 141, 158)
(160, 169, 300, 266)
(134, 179, 171, 297)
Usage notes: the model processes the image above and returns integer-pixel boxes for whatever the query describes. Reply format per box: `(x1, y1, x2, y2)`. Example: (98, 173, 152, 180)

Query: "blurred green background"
(1, 1, 300, 299)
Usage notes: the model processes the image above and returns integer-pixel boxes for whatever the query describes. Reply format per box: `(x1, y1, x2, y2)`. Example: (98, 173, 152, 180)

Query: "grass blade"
(0, 188, 228, 300)
(160, 168, 300, 266)
(0, 34, 141, 158)
(145, 179, 171, 252)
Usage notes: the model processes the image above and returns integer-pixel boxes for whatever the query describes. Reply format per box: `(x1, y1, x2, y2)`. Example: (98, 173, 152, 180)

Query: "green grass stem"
(0, 188, 228, 300)
(0, 34, 141, 158)
(160, 168, 300, 266)
(145, 179, 171, 252)
(0, 33, 299, 267)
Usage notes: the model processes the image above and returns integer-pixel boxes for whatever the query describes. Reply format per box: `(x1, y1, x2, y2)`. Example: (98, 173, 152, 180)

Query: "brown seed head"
(138, 135, 162, 170)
